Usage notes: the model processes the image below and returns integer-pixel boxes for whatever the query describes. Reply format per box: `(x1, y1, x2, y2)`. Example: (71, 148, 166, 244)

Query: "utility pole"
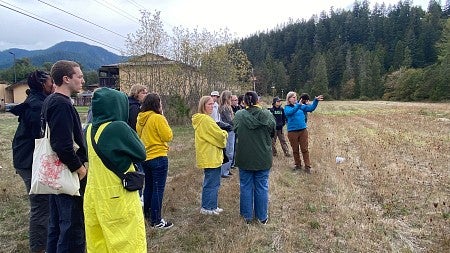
(9, 51, 16, 83)
(251, 68, 256, 91)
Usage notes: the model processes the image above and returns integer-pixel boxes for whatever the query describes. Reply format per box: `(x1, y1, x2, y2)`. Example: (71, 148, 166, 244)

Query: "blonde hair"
(286, 91, 297, 105)
(219, 90, 232, 106)
(197, 96, 213, 114)
(129, 84, 147, 98)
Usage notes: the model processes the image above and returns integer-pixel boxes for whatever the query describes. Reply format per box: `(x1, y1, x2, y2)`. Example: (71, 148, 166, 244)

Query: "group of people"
(11, 60, 172, 252)
(193, 89, 323, 225)
(270, 92, 324, 173)
(11, 59, 323, 252)
(193, 91, 275, 224)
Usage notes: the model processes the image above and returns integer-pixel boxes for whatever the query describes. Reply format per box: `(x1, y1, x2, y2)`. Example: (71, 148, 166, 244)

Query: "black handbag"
(121, 170, 145, 191)
(89, 125, 144, 191)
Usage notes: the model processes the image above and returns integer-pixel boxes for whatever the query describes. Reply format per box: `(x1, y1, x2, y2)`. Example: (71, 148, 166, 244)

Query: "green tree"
(341, 48, 355, 99)
(432, 18, 450, 100)
(309, 52, 329, 96)
(392, 40, 406, 70)
(84, 70, 99, 86)
(368, 52, 384, 98)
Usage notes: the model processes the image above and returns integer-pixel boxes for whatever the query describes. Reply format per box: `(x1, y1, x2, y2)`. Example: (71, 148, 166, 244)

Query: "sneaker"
(260, 218, 268, 225)
(214, 207, 223, 213)
(293, 165, 301, 171)
(305, 166, 311, 174)
(152, 219, 173, 229)
(200, 207, 220, 215)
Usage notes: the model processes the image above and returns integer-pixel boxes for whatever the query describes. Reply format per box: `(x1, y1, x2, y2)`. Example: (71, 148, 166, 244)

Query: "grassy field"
(0, 101, 449, 252)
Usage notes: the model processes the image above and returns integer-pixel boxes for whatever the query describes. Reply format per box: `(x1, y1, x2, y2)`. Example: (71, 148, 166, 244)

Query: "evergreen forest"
(236, 0, 450, 101)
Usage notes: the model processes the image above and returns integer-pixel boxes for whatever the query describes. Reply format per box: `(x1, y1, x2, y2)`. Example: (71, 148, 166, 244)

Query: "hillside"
(236, 1, 449, 101)
(0, 41, 126, 71)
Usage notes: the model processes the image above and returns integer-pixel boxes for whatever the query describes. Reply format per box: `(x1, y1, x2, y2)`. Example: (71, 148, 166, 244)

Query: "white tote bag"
(29, 124, 80, 196)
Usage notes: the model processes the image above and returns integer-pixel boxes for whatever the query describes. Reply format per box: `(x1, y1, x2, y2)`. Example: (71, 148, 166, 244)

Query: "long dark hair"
(140, 93, 162, 114)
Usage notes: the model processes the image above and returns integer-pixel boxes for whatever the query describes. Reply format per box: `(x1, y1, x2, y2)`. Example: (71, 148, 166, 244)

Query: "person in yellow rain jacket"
(136, 93, 174, 229)
(84, 87, 147, 253)
(192, 96, 228, 215)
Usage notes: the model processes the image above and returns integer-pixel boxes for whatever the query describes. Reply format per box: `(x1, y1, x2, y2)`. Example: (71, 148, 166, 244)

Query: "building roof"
(5, 80, 27, 90)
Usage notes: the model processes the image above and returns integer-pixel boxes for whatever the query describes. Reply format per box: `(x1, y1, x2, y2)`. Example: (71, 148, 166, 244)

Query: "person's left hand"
(316, 95, 324, 101)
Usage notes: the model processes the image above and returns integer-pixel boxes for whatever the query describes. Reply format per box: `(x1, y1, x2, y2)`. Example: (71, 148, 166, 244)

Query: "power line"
(93, 0, 139, 23)
(0, 1, 124, 53)
(125, 0, 146, 11)
(38, 0, 127, 39)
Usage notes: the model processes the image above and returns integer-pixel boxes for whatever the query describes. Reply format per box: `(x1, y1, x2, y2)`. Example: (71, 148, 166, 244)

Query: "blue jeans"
(239, 169, 270, 221)
(47, 194, 85, 253)
(221, 131, 235, 176)
(17, 169, 49, 252)
(201, 167, 221, 210)
(142, 156, 168, 225)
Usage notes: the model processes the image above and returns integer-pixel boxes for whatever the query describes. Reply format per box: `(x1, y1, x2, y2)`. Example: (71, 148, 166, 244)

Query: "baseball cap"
(210, 91, 220, 96)
(272, 96, 281, 105)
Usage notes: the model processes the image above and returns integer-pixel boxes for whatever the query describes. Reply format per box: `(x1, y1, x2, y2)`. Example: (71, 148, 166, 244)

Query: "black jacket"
(11, 90, 48, 170)
(269, 106, 286, 130)
(127, 96, 140, 131)
(42, 93, 88, 172)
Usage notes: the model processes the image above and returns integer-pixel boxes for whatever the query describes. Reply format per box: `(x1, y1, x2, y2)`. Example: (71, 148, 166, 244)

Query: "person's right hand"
(316, 95, 324, 101)
(76, 166, 87, 180)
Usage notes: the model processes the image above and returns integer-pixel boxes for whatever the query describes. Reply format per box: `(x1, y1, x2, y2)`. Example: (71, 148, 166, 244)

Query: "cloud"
(0, 0, 430, 52)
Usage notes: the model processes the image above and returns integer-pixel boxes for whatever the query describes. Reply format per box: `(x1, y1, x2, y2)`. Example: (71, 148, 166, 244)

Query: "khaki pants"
(272, 129, 290, 156)
(287, 129, 310, 167)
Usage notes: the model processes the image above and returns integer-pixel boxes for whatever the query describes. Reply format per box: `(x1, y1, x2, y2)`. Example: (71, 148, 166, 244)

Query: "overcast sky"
(0, 0, 431, 53)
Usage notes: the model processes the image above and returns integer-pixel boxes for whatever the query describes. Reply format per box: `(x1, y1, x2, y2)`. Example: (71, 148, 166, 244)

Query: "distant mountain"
(0, 41, 126, 71)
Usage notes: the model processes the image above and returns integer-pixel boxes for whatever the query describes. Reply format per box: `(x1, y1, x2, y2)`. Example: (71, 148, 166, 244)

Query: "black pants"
(17, 169, 50, 253)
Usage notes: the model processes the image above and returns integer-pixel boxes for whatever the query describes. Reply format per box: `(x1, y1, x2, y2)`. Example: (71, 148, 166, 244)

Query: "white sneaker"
(200, 207, 220, 215)
(214, 207, 223, 213)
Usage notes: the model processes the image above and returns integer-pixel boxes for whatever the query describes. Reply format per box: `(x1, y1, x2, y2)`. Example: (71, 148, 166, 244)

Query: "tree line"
(236, 0, 450, 101)
(0, 57, 99, 87)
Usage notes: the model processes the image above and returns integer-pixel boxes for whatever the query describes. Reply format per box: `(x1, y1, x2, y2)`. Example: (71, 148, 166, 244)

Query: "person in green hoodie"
(192, 96, 228, 215)
(233, 91, 276, 224)
(84, 87, 147, 253)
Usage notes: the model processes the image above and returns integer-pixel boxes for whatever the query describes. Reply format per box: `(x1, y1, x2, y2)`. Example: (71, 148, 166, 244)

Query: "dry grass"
(0, 101, 449, 253)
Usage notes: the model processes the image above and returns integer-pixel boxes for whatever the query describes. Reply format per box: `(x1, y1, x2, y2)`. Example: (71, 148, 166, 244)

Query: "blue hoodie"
(284, 98, 319, 132)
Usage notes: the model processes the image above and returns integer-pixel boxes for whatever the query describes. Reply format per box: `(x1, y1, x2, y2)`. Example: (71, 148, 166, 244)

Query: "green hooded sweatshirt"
(233, 105, 276, 170)
(88, 87, 146, 175)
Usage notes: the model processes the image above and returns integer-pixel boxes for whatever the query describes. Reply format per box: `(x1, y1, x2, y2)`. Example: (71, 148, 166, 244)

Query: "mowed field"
(0, 101, 448, 253)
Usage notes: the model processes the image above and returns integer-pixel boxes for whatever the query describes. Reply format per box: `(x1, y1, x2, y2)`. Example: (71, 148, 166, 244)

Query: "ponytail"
(244, 91, 258, 107)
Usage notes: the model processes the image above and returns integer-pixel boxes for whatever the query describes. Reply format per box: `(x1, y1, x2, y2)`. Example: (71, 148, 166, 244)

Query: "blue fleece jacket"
(284, 98, 319, 132)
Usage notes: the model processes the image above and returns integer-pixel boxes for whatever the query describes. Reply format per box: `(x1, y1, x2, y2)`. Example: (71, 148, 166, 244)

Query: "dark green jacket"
(88, 88, 146, 175)
(233, 105, 276, 170)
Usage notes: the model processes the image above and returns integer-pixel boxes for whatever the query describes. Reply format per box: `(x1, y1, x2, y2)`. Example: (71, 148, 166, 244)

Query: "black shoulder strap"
(89, 124, 124, 180)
